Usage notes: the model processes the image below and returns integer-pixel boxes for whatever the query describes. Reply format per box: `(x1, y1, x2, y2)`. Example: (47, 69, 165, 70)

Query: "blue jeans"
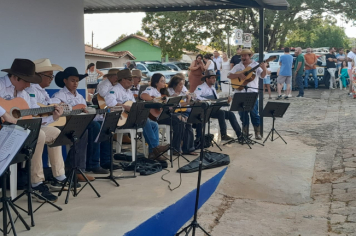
(296, 74, 304, 96)
(86, 121, 111, 169)
(304, 69, 318, 88)
(238, 99, 260, 127)
(142, 119, 159, 153)
(215, 70, 221, 89)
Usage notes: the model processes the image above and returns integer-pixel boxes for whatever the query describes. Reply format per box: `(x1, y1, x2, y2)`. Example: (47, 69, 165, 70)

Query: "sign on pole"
(243, 33, 252, 48)
(233, 29, 243, 46)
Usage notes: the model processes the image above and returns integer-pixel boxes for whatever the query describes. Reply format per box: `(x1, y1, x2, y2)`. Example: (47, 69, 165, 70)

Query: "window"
(146, 63, 171, 72)
(136, 64, 146, 71)
(166, 64, 178, 71)
(176, 63, 190, 70)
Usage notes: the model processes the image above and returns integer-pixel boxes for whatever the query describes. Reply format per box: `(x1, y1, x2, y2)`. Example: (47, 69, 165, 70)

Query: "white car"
(136, 62, 178, 83)
(162, 62, 190, 80)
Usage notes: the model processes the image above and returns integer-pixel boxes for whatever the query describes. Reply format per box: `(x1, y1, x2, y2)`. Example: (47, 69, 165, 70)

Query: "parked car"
(162, 62, 190, 80)
(135, 62, 178, 83)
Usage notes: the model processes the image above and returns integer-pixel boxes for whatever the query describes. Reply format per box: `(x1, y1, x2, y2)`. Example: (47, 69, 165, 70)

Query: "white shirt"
(167, 86, 188, 97)
(26, 83, 61, 106)
(228, 61, 263, 93)
(105, 83, 136, 107)
(140, 86, 161, 98)
(0, 106, 5, 117)
(0, 75, 54, 125)
(207, 60, 215, 71)
(97, 79, 114, 97)
(194, 82, 218, 101)
(52, 86, 87, 107)
(130, 84, 141, 97)
(213, 56, 223, 70)
(348, 51, 356, 70)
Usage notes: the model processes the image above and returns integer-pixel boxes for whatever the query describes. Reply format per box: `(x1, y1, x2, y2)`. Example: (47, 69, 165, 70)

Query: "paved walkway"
(193, 89, 356, 236)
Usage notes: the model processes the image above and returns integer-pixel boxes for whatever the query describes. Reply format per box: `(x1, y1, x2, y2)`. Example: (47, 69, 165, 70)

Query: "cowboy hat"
(131, 69, 142, 78)
(240, 49, 254, 55)
(201, 70, 216, 81)
(55, 67, 87, 88)
(117, 69, 132, 81)
(1, 58, 42, 83)
(33, 58, 63, 73)
(103, 68, 120, 78)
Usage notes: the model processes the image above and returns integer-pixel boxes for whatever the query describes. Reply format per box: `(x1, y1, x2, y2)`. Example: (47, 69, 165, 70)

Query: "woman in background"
(188, 54, 205, 92)
(338, 61, 349, 90)
(85, 63, 103, 101)
(220, 52, 232, 93)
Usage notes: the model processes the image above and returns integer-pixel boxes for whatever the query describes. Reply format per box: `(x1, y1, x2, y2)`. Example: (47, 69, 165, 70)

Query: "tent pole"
(258, 7, 264, 137)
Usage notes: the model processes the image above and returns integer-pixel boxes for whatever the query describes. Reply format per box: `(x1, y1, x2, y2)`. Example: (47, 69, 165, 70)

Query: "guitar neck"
(63, 109, 83, 116)
(18, 106, 55, 117)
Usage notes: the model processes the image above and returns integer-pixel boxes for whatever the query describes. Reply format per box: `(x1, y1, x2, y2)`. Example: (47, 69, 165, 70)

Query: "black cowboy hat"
(1, 58, 42, 83)
(201, 70, 217, 81)
(55, 67, 87, 88)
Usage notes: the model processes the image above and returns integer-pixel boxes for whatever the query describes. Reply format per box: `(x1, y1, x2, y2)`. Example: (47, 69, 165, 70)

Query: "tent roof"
(84, 0, 289, 14)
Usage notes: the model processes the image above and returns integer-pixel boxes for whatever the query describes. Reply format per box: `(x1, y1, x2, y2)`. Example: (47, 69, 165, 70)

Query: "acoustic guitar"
(230, 56, 276, 91)
(148, 95, 167, 121)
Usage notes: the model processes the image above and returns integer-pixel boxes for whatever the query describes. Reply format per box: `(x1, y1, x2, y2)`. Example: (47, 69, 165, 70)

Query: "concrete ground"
(3, 87, 356, 236)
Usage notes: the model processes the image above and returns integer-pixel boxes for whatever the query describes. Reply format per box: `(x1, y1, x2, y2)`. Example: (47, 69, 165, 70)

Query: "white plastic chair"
(158, 124, 171, 155)
(115, 128, 147, 161)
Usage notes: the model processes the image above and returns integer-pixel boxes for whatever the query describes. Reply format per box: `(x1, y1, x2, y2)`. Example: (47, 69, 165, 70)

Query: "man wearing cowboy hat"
(194, 70, 243, 142)
(0, 58, 63, 202)
(53, 67, 115, 174)
(97, 68, 120, 98)
(130, 69, 142, 97)
(104, 69, 169, 161)
(228, 49, 267, 140)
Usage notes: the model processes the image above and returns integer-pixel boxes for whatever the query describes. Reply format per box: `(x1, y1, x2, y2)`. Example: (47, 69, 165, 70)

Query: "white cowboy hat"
(33, 58, 63, 73)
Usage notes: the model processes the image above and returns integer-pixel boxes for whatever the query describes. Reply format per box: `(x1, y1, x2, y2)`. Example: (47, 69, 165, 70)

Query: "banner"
(233, 29, 243, 46)
(243, 33, 252, 48)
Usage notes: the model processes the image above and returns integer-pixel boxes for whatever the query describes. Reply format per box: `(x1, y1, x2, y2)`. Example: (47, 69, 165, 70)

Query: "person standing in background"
(220, 52, 233, 93)
(85, 63, 103, 101)
(325, 47, 338, 89)
(276, 47, 293, 100)
(188, 54, 205, 92)
(213, 51, 222, 90)
(336, 48, 346, 71)
(347, 48, 356, 95)
(294, 47, 305, 97)
(303, 48, 319, 90)
(230, 47, 242, 69)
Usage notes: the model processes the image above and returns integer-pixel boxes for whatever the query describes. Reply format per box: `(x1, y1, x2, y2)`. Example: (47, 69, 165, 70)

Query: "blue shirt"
(279, 54, 293, 76)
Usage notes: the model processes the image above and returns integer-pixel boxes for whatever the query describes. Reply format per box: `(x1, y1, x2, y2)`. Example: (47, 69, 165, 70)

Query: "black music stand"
(224, 92, 263, 148)
(262, 102, 289, 144)
(94, 111, 122, 186)
(118, 102, 150, 177)
(157, 96, 187, 167)
(10, 119, 62, 228)
(50, 114, 98, 204)
(177, 102, 212, 236)
(0, 123, 33, 236)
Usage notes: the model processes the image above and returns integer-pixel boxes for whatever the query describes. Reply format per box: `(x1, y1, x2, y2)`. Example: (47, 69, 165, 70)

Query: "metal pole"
(258, 8, 264, 137)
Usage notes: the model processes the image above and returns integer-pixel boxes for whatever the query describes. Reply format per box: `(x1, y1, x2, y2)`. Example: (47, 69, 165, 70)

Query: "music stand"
(118, 102, 150, 177)
(177, 101, 212, 236)
(224, 92, 263, 148)
(205, 105, 223, 152)
(262, 102, 289, 144)
(50, 114, 98, 204)
(0, 123, 32, 236)
(10, 119, 62, 228)
(94, 111, 122, 186)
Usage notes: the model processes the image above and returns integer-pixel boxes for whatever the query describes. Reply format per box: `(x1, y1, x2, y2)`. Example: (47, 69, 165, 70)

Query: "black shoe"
(88, 167, 109, 174)
(50, 178, 81, 192)
(221, 135, 234, 141)
(32, 183, 58, 203)
(276, 95, 282, 100)
(296, 94, 303, 97)
(101, 163, 121, 170)
(284, 96, 289, 99)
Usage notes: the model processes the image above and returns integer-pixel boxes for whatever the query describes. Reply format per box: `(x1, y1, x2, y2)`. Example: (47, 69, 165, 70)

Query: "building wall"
(106, 38, 162, 62)
(0, 0, 86, 97)
(85, 55, 131, 69)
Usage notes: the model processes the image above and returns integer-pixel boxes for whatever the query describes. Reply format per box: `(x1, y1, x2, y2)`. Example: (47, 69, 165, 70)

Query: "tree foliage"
(142, 0, 356, 59)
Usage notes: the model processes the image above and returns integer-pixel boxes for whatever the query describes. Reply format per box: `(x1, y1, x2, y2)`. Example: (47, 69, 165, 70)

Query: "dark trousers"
(296, 74, 304, 96)
(238, 100, 260, 127)
(196, 110, 242, 138)
(182, 123, 195, 154)
(159, 114, 185, 152)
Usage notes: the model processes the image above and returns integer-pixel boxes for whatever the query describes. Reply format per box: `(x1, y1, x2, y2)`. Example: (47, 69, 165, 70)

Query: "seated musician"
(194, 70, 243, 142)
(141, 73, 189, 155)
(0, 59, 64, 202)
(104, 69, 169, 161)
(26, 59, 94, 183)
(167, 76, 197, 155)
(97, 68, 119, 97)
(53, 67, 116, 174)
(130, 69, 142, 98)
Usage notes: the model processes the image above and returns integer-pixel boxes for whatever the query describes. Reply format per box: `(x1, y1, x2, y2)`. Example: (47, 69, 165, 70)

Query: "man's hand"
(260, 62, 267, 70)
(236, 72, 247, 81)
(227, 96, 232, 104)
(2, 113, 17, 124)
(52, 105, 63, 121)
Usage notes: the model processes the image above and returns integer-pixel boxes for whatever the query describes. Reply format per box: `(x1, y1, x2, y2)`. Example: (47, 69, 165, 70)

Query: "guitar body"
(117, 100, 134, 127)
(96, 94, 107, 109)
(0, 97, 32, 120)
(230, 66, 256, 91)
(149, 95, 166, 121)
(175, 100, 187, 113)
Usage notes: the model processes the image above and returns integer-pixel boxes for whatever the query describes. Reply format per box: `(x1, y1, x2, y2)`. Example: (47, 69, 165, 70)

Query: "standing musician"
(228, 49, 267, 140)
(194, 70, 243, 142)
(167, 76, 197, 155)
(130, 69, 142, 98)
(104, 69, 169, 161)
(141, 73, 187, 155)
(53, 67, 115, 175)
(0, 59, 64, 202)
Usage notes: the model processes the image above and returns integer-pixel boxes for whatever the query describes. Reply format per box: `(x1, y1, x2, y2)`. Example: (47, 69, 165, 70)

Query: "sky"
(84, 13, 356, 49)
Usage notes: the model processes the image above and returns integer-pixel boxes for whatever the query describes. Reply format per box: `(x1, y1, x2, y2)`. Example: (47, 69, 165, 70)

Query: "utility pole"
(92, 31, 94, 51)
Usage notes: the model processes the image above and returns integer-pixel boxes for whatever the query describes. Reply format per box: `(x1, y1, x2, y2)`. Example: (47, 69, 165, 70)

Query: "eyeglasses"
(39, 73, 54, 80)
(125, 78, 133, 81)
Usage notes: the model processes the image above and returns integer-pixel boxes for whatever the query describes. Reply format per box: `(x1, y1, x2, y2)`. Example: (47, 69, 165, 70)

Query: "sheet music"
(0, 125, 30, 175)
